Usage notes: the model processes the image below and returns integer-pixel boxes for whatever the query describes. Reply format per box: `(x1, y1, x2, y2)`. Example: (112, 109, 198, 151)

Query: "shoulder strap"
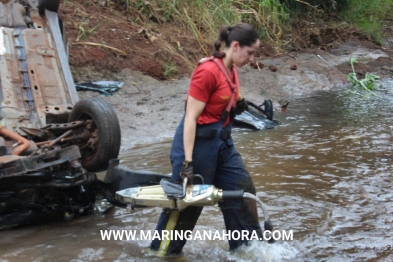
(210, 58, 239, 122)
(211, 58, 238, 109)
(191, 57, 240, 123)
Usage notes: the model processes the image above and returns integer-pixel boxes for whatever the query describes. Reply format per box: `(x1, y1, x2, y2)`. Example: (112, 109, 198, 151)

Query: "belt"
(195, 129, 231, 140)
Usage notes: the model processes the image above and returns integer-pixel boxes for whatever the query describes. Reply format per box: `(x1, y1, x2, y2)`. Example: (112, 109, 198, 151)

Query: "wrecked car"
(234, 99, 278, 130)
(0, 0, 121, 228)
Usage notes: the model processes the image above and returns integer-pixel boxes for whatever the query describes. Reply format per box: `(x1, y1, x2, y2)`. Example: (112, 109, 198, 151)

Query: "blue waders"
(150, 115, 263, 255)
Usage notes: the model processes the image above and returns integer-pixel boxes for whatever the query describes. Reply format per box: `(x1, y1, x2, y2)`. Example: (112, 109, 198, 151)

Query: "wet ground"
(1, 81, 393, 261)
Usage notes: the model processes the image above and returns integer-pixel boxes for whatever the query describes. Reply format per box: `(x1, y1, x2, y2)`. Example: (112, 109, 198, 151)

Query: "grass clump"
(347, 58, 379, 97)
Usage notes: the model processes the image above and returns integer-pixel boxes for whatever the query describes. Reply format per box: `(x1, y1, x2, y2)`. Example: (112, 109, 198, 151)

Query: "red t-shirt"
(187, 58, 239, 127)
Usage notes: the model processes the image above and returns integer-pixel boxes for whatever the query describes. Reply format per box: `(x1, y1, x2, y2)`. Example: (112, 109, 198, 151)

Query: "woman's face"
(231, 39, 260, 68)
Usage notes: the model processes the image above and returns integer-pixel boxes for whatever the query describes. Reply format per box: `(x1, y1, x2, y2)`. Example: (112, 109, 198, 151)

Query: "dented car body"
(0, 0, 121, 228)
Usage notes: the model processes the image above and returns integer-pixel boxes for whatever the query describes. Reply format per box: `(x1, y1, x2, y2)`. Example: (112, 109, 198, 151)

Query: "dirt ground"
(60, 1, 393, 150)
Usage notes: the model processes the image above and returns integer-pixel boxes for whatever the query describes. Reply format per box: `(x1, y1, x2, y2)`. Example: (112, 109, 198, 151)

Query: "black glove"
(180, 161, 194, 185)
(235, 98, 248, 115)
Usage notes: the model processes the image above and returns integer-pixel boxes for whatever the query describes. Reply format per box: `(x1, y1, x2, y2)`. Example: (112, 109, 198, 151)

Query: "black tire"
(69, 98, 121, 172)
(38, 0, 60, 16)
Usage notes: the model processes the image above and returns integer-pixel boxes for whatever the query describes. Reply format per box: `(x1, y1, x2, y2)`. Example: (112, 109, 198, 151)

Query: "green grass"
(76, 22, 102, 42)
(111, 0, 289, 45)
(107, 0, 391, 53)
(341, 0, 393, 45)
(162, 61, 177, 79)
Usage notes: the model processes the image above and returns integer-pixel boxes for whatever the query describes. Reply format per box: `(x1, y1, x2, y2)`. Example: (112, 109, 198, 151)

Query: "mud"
(61, 1, 196, 78)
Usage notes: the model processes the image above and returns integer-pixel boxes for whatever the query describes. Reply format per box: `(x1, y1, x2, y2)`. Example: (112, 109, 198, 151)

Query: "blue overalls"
(150, 112, 263, 255)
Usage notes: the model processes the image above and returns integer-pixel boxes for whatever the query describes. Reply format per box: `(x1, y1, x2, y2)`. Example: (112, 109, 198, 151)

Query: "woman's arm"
(183, 96, 206, 162)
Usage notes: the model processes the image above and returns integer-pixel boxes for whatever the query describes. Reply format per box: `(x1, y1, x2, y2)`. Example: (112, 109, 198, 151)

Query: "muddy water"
(1, 83, 393, 261)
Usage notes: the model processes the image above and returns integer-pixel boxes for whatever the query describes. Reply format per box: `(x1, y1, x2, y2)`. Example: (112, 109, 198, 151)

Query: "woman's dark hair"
(213, 23, 259, 58)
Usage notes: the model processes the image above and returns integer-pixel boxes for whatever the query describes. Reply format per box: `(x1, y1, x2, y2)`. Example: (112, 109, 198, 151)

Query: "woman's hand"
(235, 97, 248, 114)
(180, 161, 194, 184)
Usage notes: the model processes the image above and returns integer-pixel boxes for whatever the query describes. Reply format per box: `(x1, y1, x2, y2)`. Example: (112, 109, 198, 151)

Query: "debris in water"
(75, 81, 123, 96)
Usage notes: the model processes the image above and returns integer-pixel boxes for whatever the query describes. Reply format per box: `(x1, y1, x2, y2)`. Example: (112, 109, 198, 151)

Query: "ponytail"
(212, 25, 232, 58)
(212, 24, 258, 58)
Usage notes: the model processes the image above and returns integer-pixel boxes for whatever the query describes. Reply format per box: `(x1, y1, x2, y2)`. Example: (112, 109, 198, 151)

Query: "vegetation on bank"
(347, 58, 379, 97)
(341, 0, 393, 45)
(114, 0, 289, 54)
(111, 0, 392, 47)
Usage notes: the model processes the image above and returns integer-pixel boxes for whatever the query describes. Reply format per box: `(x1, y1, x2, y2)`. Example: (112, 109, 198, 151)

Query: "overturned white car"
(0, 0, 121, 228)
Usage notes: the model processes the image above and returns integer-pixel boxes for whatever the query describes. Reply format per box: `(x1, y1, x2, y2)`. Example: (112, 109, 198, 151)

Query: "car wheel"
(69, 98, 121, 172)
(38, 0, 60, 16)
